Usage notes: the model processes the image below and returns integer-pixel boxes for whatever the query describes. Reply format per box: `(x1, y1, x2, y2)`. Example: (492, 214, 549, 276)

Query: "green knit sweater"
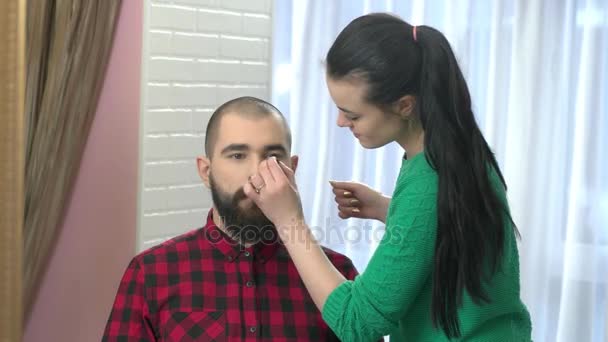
(322, 153, 532, 341)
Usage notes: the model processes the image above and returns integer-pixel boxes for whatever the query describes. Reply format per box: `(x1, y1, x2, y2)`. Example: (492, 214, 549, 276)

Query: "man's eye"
(267, 153, 283, 159)
(348, 116, 359, 121)
(230, 153, 245, 160)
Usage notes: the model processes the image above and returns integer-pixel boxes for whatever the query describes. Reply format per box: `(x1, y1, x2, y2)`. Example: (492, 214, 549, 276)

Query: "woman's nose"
(336, 112, 350, 127)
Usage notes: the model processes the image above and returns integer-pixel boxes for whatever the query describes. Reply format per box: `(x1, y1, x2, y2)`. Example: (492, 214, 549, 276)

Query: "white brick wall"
(138, 0, 274, 250)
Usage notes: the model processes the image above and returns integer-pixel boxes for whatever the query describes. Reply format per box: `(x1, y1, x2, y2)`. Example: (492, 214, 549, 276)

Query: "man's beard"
(209, 174, 277, 245)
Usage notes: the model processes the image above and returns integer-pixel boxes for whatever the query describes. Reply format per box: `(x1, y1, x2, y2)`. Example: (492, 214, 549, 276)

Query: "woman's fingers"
(335, 196, 360, 207)
(332, 187, 355, 198)
(337, 205, 362, 218)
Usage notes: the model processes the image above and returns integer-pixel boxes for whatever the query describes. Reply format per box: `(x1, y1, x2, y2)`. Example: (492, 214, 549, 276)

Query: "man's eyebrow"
(220, 144, 250, 154)
(264, 144, 288, 153)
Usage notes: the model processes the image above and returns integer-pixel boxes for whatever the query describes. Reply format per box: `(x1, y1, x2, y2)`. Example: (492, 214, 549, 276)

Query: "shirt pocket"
(162, 310, 226, 342)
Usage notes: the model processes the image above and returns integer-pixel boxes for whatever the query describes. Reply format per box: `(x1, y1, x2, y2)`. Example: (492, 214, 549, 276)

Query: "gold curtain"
(24, 0, 122, 318)
(0, 0, 25, 340)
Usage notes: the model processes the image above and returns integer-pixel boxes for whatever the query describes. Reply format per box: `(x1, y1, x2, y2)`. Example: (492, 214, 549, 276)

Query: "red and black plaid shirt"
(102, 210, 359, 341)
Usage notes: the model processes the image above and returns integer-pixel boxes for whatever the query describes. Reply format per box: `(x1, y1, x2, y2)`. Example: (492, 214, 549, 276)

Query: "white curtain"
(271, 0, 608, 341)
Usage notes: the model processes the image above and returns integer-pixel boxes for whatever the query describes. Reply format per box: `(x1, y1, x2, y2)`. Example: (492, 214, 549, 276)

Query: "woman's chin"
(358, 138, 384, 149)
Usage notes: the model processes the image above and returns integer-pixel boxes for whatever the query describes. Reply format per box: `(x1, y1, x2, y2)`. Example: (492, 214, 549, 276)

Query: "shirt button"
(249, 326, 257, 333)
(227, 255, 233, 262)
(246, 280, 254, 287)
(243, 251, 251, 257)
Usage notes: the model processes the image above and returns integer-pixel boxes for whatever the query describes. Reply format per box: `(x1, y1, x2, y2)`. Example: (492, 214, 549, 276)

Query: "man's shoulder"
(132, 227, 204, 264)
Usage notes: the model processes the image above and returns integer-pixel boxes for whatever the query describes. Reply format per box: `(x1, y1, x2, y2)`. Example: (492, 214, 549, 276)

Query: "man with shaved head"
(103, 96, 361, 341)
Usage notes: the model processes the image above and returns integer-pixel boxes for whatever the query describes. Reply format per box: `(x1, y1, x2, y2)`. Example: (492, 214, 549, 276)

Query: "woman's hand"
(329, 181, 391, 223)
(244, 157, 305, 230)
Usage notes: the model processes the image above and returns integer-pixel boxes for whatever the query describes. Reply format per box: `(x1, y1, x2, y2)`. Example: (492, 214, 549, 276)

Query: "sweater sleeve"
(322, 172, 438, 341)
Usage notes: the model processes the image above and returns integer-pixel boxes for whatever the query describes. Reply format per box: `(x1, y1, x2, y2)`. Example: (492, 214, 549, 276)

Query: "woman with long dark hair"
(245, 13, 532, 341)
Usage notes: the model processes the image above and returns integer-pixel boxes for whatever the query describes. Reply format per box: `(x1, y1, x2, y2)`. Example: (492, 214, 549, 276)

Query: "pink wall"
(24, 1, 143, 341)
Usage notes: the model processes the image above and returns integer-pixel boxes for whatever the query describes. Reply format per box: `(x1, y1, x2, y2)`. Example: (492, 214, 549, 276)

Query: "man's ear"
(289, 155, 299, 175)
(196, 155, 211, 188)
(394, 95, 416, 119)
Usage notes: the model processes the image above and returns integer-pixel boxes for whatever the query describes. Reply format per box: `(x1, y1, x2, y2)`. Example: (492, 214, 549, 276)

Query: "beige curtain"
(24, 0, 122, 318)
(1, 0, 25, 340)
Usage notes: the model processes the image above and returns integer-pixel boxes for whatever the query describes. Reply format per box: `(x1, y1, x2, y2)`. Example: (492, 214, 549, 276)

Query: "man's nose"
(248, 155, 265, 175)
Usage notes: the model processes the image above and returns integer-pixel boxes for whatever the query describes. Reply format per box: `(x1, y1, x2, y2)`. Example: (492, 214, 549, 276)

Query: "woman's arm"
(246, 157, 437, 341)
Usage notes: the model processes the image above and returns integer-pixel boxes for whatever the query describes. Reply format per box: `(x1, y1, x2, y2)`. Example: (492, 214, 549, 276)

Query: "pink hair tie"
(413, 26, 418, 41)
